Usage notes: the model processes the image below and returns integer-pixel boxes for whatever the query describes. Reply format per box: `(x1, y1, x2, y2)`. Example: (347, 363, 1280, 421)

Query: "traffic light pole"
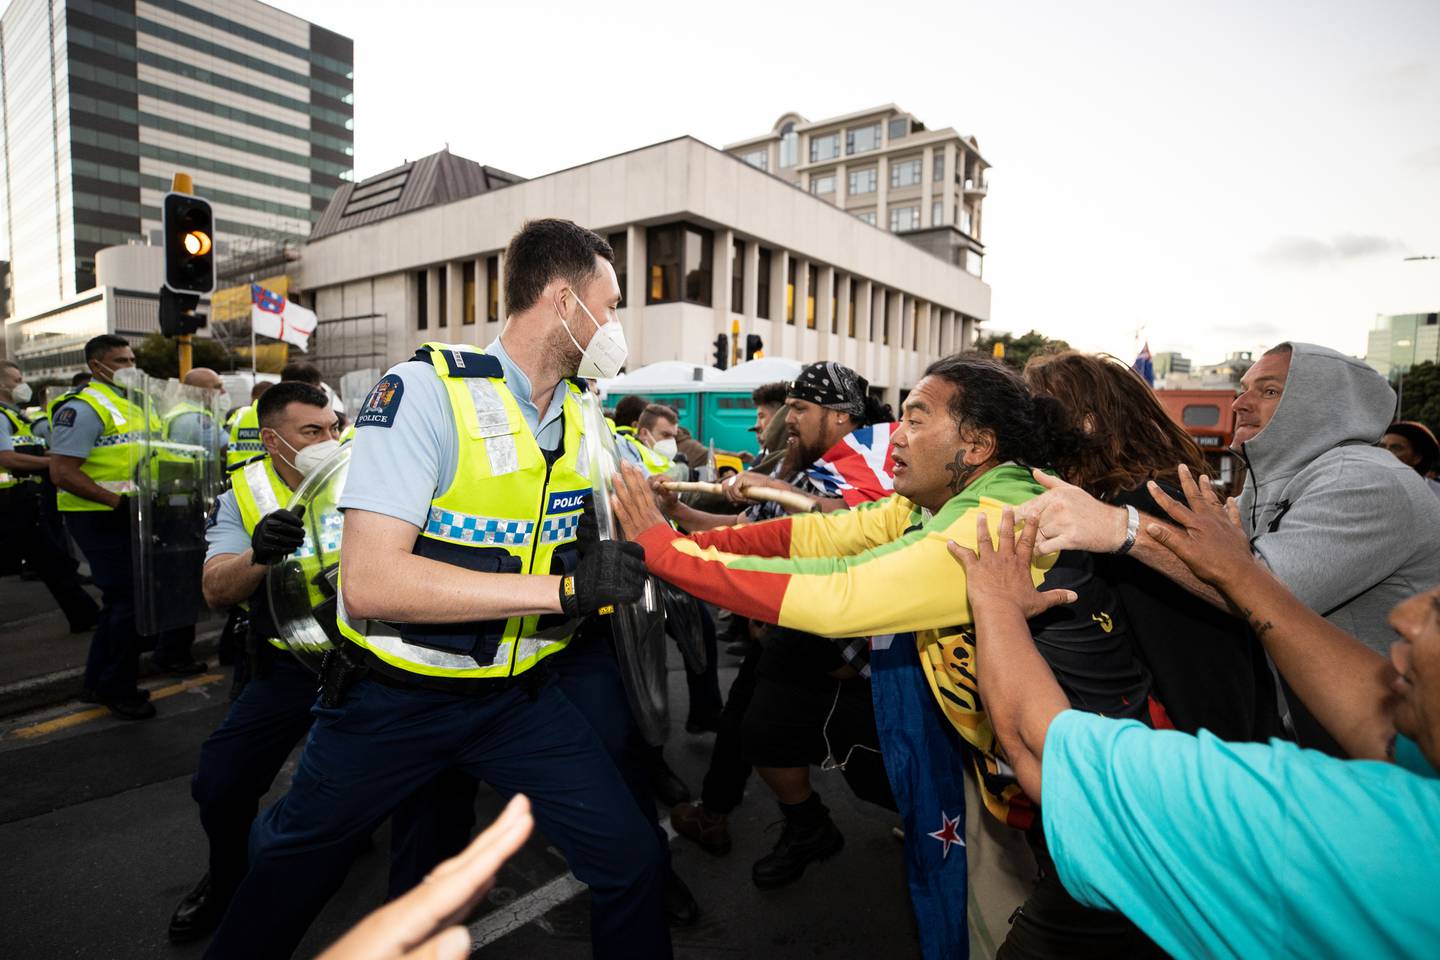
(172, 173, 195, 378)
(160, 171, 214, 378)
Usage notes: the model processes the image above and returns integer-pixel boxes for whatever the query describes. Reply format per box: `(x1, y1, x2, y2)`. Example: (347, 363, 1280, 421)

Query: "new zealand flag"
(869, 632, 970, 959)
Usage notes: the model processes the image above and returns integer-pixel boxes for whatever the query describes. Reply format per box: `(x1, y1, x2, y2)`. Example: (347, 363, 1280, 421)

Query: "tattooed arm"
(1145, 467, 1400, 761)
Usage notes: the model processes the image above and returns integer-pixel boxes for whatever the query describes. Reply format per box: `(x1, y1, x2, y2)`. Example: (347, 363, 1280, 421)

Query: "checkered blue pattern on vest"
(424, 506, 536, 546)
(539, 513, 581, 544)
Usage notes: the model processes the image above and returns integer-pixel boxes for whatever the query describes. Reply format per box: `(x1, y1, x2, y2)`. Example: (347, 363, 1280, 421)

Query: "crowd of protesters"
(5, 217, 1438, 959)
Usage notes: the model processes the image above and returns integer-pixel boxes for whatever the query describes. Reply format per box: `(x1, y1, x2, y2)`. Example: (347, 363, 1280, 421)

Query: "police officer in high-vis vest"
(50, 335, 203, 719)
(167, 381, 335, 942)
(0, 359, 97, 631)
(223, 384, 268, 471)
(205, 220, 671, 960)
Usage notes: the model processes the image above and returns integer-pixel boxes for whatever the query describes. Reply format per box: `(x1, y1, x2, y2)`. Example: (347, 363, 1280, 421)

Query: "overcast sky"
(146, 1, 1440, 361)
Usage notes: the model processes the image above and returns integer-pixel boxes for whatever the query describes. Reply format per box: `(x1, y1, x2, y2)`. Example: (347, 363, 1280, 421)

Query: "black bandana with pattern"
(787, 361, 868, 417)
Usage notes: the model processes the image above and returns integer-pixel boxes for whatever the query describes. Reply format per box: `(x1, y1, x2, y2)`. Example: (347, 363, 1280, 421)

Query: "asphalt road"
(0, 645, 920, 959)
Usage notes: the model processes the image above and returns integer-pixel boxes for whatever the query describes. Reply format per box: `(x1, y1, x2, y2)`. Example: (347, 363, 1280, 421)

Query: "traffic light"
(713, 333, 729, 370)
(162, 191, 216, 296)
(745, 334, 764, 360)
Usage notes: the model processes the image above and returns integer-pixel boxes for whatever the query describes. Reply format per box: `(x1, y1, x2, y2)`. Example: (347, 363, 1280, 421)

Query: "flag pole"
(248, 273, 257, 380)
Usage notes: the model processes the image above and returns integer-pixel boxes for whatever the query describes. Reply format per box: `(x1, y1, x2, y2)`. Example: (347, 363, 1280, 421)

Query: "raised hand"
(948, 508, 1077, 619)
(1144, 464, 1254, 590)
(315, 794, 533, 960)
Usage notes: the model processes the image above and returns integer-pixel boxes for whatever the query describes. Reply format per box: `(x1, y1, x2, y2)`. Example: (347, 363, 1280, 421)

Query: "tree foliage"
(972, 330, 1073, 371)
(1398, 361, 1440, 433)
(133, 334, 234, 380)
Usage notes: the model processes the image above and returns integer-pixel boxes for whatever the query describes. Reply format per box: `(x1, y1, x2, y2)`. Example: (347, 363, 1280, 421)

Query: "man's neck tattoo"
(945, 452, 980, 497)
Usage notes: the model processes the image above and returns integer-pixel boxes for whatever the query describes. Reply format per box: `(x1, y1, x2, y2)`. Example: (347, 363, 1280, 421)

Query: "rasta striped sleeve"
(632, 463, 1055, 638)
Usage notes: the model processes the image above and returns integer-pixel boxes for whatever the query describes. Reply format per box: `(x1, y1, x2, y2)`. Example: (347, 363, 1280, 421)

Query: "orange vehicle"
(1155, 389, 1245, 494)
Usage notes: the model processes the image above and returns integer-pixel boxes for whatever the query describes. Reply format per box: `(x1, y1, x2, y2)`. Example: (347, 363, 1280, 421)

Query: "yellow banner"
(212, 275, 288, 325)
(232, 342, 290, 373)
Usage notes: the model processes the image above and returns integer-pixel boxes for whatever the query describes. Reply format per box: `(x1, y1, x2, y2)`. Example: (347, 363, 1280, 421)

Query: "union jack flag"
(804, 422, 897, 506)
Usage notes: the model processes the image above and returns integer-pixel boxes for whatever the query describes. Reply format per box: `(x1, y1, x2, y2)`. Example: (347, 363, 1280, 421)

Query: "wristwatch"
(1114, 504, 1140, 555)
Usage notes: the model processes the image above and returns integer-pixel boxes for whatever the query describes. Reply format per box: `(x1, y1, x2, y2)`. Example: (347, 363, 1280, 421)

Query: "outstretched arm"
(1145, 466, 1399, 761)
(1016, 470, 1228, 608)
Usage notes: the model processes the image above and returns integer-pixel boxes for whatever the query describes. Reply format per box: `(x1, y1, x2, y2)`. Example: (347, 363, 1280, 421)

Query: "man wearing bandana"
(667, 362, 900, 888)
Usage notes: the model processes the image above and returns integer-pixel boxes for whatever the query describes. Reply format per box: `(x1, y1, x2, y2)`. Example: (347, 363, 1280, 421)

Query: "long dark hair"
(923, 353, 1082, 468)
(1023, 350, 1210, 499)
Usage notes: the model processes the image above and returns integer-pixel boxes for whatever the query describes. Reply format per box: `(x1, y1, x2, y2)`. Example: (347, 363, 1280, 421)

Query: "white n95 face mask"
(11, 382, 33, 404)
(559, 292, 628, 380)
(652, 438, 678, 460)
(294, 438, 341, 476)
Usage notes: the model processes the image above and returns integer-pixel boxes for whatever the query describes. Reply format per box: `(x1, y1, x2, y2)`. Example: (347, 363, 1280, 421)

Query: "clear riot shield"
(266, 445, 350, 673)
(129, 371, 225, 636)
(580, 392, 671, 745)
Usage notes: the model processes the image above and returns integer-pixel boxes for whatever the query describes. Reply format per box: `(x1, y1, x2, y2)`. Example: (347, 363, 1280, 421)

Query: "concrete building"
(296, 137, 991, 406)
(724, 106, 989, 279)
(0, 0, 353, 325)
(1365, 311, 1440, 379)
(6, 241, 167, 379)
(1163, 351, 1256, 390)
(1153, 350, 1191, 379)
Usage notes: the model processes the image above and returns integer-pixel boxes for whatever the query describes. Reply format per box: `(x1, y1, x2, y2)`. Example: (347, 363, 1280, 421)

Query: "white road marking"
(466, 816, 680, 951)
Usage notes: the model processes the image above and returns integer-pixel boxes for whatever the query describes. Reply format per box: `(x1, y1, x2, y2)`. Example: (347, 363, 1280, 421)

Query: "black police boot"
(100, 692, 156, 721)
(649, 751, 692, 807)
(80, 687, 149, 704)
(168, 872, 228, 943)
(751, 792, 844, 889)
(664, 869, 701, 927)
(154, 657, 207, 677)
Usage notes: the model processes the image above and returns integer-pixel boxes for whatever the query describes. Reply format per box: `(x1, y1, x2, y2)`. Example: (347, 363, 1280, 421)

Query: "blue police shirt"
(339, 337, 568, 528)
(47, 399, 105, 458)
(205, 490, 252, 563)
(0, 406, 15, 453)
(1041, 709, 1440, 959)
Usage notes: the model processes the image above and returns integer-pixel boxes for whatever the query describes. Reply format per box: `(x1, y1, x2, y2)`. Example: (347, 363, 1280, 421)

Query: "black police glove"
(559, 539, 646, 618)
(251, 505, 307, 565)
(576, 497, 599, 552)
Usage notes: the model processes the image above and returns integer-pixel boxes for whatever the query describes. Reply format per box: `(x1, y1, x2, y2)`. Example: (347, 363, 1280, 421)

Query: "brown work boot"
(670, 801, 732, 855)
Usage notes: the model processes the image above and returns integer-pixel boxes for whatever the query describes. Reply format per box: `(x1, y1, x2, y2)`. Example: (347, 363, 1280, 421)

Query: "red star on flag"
(928, 811, 964, 859)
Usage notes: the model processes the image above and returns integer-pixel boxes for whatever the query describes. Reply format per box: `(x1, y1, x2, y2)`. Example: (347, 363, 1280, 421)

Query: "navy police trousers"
(203, 663, 671, 960)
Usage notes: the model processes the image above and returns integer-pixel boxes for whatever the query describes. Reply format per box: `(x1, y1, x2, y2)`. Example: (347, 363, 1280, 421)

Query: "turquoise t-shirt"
(1042, 709, 1440, 960)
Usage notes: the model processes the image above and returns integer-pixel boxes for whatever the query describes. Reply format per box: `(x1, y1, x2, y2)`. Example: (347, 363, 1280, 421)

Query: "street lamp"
(1396, 338, 1413, 413)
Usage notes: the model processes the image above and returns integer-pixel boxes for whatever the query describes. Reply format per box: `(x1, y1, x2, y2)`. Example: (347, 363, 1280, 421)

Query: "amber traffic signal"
(162, 192, 215, 296)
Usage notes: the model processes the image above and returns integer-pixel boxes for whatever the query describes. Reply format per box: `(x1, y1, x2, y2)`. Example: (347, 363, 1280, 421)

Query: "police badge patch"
(53, 406, 77, 427)
(355, 375, 403, 429)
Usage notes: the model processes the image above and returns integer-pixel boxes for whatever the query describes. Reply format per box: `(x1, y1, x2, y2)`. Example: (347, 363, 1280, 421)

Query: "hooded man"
(1234, 344, 1440, 653)
(1019, 342, 1440, 753)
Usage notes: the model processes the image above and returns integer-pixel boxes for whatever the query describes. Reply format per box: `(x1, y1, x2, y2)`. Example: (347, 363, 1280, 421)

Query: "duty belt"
(340, 635, 554, 699)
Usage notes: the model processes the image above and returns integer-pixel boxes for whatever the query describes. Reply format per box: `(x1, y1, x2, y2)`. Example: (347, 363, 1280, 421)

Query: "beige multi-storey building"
(724, 105, 989, 279)
(295, 136, 990, 407)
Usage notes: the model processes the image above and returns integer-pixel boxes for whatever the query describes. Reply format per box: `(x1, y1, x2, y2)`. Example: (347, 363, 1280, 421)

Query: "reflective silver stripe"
(465, 380, 511, 437)
(465, 380, 519, 477)
(81, 387, 127, 427)
(97, 480, 136, 494)
(242, 460, 282, 516)
(338, 595, 511, 670)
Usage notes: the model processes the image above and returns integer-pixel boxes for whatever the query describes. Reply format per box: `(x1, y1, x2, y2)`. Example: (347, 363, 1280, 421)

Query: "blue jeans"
(204, 671, 671, 960)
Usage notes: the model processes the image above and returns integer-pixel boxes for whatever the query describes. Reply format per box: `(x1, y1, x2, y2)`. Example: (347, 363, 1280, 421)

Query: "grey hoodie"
(1240, 342, 1440, 652)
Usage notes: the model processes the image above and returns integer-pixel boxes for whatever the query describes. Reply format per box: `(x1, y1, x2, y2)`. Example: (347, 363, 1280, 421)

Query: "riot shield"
(129, 371, 226, 636)
(266, 445, 350, 673)
(581, 392, 671, 745)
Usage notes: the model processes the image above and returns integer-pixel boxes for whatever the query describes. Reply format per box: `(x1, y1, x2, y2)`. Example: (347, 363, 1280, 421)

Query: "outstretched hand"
(1144, 464, 1253, 589)
(316, 794, 533, 960)
(948, 508, 1077, 619)
(1015, 470, 1129, 555)
(610, 463, 669, 540)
